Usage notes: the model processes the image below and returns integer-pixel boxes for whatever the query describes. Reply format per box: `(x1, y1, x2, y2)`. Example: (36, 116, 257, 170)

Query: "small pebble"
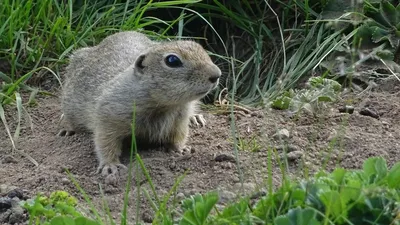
(7, 188, 23, 199)
(286, 150, 304, 161)
(274, 144, 299, 152)
(2, 155, 18, 164)
(61, 178, 70, 185)
(218, 190, 236, 204)
(273, 129, 290, 140)
(0, 197, 12, 210)
(338, 105, 354, 114)
(175, 192, 185, 202)
(359, 107, 379, 119)
(214, 153, 236, 163)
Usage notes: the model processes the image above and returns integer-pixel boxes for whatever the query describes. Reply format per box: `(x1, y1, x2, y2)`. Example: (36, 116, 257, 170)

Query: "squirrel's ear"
(134, 54, 146, 74)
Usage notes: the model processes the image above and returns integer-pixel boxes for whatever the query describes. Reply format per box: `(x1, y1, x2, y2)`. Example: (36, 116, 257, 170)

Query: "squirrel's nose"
(208, 65, 221, 83)
(209, 75, 220, 83)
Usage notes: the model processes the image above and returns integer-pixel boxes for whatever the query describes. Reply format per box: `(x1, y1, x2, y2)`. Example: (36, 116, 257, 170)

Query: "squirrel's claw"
(190, 114, 206, 127)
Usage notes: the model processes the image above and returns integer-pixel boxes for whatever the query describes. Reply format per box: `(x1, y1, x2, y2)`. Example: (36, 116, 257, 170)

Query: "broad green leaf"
(271, 96, 292, 110)
(363, 157, 388, 183)
(319, 191, 347, 222)
(380, 0, 397, 26)
(50, 216, 75, 225)
(74, 217, 100, 225)
(387, 161, 400, 188)
(274, 207, 321, 225)
(179, 192, 218, 225)
(330, 168, 346, 185)
(372, 27, 390, 43)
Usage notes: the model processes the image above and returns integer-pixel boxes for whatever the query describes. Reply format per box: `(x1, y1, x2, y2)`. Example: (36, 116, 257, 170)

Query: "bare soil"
(1, 77, 400, 224)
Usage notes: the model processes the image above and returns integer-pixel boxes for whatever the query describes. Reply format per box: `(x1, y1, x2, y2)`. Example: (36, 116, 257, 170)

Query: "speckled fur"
(60, 31, 221, 177)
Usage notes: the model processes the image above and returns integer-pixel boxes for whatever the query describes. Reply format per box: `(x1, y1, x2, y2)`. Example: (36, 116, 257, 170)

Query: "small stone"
(221, 162, 234, 170)
(359, 107, 379, 119)
(214, 153, 236, 163)
(219, 190, 236, 204)
(0, 197, 12, 211)
(232, 176, 240, 183)
(169, 161, 176, 170)
(250, 190, 267, 199)
(0, 184, 8, 195)
(274, 144, 299, 152)
(0, 209, 11, 224)
(284, 150, 304, 161)
(2, 155, 18, 164)
(61, 178, 70, 185)
(7, 188, 23, 199)
(141, 210, 153, 223)
(338, 105, 354, 114)
(175, 192, 185, 202)
(273, 129, 290, 140)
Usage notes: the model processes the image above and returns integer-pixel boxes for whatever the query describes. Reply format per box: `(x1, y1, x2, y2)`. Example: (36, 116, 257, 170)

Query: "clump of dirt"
(1, 82, 400, 223)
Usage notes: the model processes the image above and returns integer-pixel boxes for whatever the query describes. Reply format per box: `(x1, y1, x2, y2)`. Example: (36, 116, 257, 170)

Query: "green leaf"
(74, 217, 101, 225)
(380, 0, 397, 26)
(387, 161, 400, 188)
(317, 95, 334, 102)
(50, 216, 75, 225)
(274, 207, 321, 225)
(372, 26, 390, 43)
(179, 192, 219, 225)
(319, 191, 347, 222)
(363, 157, 388, 183)
(271, 96, 292, 110)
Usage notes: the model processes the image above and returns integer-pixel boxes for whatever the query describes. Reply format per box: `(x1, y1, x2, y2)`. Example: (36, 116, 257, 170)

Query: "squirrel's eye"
(165, 54, 182, 68)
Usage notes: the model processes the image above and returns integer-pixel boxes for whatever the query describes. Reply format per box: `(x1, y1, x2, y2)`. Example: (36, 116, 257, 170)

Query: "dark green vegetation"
(21, 157, 400, 225)
(2, 0, 400, 224)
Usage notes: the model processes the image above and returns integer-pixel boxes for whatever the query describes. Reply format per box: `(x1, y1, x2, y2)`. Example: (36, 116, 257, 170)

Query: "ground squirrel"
(58, 31, 221, 184)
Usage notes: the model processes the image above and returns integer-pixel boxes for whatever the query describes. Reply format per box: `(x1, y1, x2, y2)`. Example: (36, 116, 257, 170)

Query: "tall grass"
(0, 0, 216, 166)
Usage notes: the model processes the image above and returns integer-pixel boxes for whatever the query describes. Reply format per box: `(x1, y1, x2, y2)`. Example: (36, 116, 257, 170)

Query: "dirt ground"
(1, 75, 400, 224)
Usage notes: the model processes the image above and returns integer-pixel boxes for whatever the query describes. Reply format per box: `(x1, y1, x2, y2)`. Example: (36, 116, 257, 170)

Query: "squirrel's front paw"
(97, 163, 128, 186)
(190, 114, 206, 127)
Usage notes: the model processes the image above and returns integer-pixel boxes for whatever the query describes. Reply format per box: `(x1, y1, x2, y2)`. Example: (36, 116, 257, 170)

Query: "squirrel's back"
(61, 31, 155, 130)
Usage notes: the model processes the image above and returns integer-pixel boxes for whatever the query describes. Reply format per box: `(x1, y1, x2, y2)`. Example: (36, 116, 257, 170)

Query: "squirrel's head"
(133, 40, 221, 104)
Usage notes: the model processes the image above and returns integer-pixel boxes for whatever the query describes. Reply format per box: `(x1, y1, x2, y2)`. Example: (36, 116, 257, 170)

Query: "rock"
(7, 188, 23, 199)
(338, 105, 354, 114)
(359, 107, 379, 119)
(274, 144, 299, 152)
(175, 192, 185, 202)
(214, 153, 236, 163)
(221, 162, 234, 170)
(273, 129, 290, 140)
(61, 178, 70, 185)
(232, 176, 240, 183)
(141, 210, 153, 223)
(0, 210, 11, 224)
(218, 190, 236, 204)
(250, 190, 267, 200)
(284, 150, 304, 161)
(0, 197, 12, 211)
(8, 197, 25, 224)
(0, 184, 7, 195)
(2, 155, 18, 164)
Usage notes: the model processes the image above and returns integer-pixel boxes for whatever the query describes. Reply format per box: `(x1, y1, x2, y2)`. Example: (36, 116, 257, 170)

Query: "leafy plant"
(21, 190, 100, 225)
(356, 0, 400, 55)
(21, 157, 400, 225)
(270, 77, 342, 116)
